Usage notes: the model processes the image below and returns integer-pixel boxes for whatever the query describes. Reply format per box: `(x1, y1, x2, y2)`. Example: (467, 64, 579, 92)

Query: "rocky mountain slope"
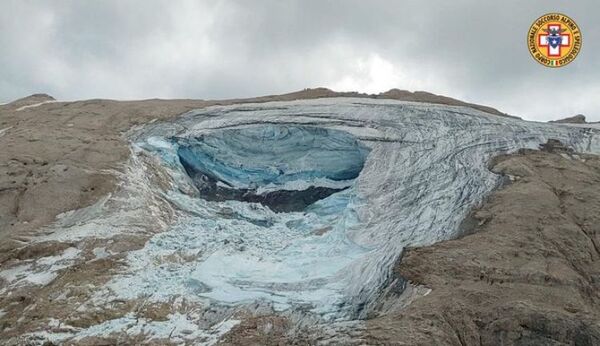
(550, 114, 588, 124)
(0, 90, 598, 345)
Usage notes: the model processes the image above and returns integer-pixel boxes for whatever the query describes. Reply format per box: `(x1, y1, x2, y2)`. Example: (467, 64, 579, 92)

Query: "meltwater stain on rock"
(175, 125, 370, 212)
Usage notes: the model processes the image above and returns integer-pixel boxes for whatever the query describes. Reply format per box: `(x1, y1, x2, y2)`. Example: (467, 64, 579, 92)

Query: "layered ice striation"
(176, 126, 369, 212)
(96, 98, 600, 322)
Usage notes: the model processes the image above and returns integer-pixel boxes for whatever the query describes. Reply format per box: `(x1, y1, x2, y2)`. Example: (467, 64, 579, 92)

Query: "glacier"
(25, 97, 600, 340)
(106, 124, 373, 319)
(116, 98, 599, 317)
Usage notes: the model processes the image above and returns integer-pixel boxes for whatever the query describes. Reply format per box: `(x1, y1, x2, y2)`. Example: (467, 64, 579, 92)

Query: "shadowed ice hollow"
(176, 126, 370, 212)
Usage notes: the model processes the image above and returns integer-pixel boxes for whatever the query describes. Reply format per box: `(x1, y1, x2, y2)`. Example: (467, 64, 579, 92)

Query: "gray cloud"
(0, 0, 598, 121)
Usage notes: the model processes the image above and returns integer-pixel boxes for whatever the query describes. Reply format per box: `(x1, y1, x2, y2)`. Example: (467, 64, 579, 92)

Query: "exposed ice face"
(177, 125, 369, 189)
(176, 125, 370, 212)
(105, 124, 371, 319)
(86, 98, 600, 324)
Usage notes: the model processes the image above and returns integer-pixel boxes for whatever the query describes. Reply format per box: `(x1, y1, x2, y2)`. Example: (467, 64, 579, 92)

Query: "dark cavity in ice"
(175, 125, 370, 212)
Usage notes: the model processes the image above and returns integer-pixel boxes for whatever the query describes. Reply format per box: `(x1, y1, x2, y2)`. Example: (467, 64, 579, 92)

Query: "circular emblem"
(527, 13, 582, 68)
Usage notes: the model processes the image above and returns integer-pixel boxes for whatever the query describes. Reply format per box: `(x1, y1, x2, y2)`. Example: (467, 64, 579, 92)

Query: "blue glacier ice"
(177, 125, 370, 189)
(42, 98, 600, 333)
(174, 125, 370, 212)
(101, 123, 374, 320)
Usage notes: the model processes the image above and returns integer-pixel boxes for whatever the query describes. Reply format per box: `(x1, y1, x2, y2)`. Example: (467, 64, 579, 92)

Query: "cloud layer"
(1, 0, 598, 121)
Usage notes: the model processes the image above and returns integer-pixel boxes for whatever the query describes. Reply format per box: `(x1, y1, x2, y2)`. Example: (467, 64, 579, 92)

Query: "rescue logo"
(527, 13, 582, 68)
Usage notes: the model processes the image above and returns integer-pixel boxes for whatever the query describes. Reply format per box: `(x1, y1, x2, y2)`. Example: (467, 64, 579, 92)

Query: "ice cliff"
(25, 98, 600, 340)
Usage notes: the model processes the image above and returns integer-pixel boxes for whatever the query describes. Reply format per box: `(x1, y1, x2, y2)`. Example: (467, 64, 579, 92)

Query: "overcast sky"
(1, 1, 598, 121)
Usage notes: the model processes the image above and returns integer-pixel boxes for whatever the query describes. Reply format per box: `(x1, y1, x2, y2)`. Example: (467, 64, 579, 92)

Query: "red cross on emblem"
(538, 24, 571, 57)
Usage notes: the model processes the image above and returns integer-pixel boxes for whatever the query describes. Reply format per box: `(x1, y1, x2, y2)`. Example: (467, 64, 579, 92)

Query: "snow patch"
(0, 126, 12, 137)
(27, 314, 240, 345)
(92, 247, 111, 260)
(15, 100, 56, 111)
(0, 247, 80, 290)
